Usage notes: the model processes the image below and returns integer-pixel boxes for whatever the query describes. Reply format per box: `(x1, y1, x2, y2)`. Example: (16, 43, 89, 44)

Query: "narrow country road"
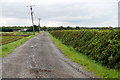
(2, 32, 95, 78)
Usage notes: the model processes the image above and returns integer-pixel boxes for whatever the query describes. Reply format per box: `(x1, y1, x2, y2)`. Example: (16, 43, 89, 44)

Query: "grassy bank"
(49, 30, 120, 69)
(48, 32, 119, 78)
(0, 33, 39, 57)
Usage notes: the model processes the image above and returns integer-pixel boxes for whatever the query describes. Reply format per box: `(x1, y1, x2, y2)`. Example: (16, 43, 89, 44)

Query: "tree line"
(1, 25, 119, 32)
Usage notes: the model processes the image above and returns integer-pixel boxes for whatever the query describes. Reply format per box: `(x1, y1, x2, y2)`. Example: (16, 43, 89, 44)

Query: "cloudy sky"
(0, 0, 119, 27)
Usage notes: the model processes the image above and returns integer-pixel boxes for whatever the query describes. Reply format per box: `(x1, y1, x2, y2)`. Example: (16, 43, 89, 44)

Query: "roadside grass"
(0, 32, 39, 57)
(47, 32, 119, 78)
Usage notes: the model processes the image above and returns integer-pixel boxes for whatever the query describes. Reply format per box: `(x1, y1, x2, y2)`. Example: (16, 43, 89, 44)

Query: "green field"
(0, 32, 34, 45)
(0, 32, 39, 57)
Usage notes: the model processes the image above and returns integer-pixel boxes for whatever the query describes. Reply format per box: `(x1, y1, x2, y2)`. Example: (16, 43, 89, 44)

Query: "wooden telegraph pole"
(38, 18, 41, 32)
(27, 5, 35, 35)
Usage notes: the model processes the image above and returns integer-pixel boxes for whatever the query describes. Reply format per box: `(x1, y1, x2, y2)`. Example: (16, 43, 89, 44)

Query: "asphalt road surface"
(2, 32, 95, 78)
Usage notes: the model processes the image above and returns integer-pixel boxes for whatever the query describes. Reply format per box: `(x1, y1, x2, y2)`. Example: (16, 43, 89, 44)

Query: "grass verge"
(0, 33, 39, 57)
(47, 32, 119, 78)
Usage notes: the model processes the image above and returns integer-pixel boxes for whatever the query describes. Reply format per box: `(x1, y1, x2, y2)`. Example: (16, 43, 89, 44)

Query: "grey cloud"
(2, 2, 29, 19)
(0, 0, 118, 26)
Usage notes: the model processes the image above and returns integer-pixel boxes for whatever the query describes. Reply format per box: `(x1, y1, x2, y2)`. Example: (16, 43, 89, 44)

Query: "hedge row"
(49, 30, 120, 69)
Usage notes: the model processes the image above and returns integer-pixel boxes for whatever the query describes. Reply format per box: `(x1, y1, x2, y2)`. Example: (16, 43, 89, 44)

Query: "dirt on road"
(2, 32, 95, 78)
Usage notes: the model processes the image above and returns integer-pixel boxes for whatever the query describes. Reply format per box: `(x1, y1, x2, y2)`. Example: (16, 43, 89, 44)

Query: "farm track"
(2, 32, 95, 78)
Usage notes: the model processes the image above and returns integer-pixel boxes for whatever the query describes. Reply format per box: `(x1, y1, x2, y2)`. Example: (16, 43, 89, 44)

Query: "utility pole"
(27, 5, 35, 35)
(38, 18, 41, 32)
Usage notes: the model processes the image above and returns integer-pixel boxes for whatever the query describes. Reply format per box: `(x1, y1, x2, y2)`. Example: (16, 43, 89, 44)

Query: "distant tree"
(67, 26, 71, 30)
(42, 26, 47, 31)
(58, 26, 64, 30)
(109, 26, 113, 30)
(34, 25, 39, 32)
(75, 26, 80, 30)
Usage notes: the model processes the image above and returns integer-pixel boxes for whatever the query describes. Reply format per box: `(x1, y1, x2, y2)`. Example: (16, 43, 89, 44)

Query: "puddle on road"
(29, 68, 52, 74)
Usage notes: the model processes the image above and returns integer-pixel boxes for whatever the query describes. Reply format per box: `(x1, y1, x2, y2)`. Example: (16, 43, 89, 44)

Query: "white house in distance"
(18, 29, 28, 32)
